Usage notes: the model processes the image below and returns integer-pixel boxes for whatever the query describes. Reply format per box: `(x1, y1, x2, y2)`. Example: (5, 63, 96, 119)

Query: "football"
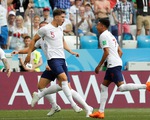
(26, 63, 33, 69)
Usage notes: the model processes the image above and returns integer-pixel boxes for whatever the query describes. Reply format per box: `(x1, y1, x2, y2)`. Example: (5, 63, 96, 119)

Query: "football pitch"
(0, 108, 150, 120)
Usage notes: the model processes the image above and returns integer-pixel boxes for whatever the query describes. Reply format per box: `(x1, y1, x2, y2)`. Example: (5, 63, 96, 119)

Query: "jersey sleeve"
(37, 26, 46, 38)
(35, 40, 41, 48)
(99, 34, 109, 49)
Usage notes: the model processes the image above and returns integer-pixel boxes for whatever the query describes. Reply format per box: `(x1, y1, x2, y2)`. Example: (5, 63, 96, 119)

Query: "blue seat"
(137, 35, 150, 48)
(92, 25, 99, 37)
(80, 36, 98, 49)
(80, 35, 98, 41)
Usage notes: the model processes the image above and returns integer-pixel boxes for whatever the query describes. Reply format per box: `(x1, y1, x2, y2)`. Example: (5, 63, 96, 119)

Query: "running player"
(23, 9, 93, 117)
(89, 18, 150, 119)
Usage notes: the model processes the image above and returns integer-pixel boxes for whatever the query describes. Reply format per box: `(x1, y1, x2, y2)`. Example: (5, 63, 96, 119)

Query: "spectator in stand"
(94, 0, 111, 20)
(135, 0, 150, 36)
(76, 6, 96, 37)
(24, 2, 40, 37)
(17, 35, 43, 72)
(7, 0, 15, 13)
(7, 11, 16, 30)
(18, 36, 34, 72)
(69, 0, 82, 24)
(32, 15, 40, 36)
(8, 15, 28, 50)
(12, 0, 29, 17)
(70, 0, 75, 6)
(128, 0, 136, 25)
(112, 0, 133, 35)
(90, 0, 95, 11)
(62, 18, 74, 36)
(32, 50, 43, 72)
(0, 0, 8, 49)
(54, 0, 71, 19)
(84, 2, 95, 22)
(40, 7, 53, 23)
(24, 1, 35, 36)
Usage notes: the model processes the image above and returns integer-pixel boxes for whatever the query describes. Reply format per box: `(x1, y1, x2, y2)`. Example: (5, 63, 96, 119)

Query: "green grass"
(0, 108, 150, 120)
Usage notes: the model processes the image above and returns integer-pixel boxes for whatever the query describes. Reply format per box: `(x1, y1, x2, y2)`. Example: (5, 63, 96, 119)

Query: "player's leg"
(112, 67, 150, 92)
(68, 83, 93, 117)
(38, 78, 61, 116)
(49, 59, 82, 113)
(31, 70, 59, 106)
(90, 80, 111, 119)
(90, 67, 113, 119)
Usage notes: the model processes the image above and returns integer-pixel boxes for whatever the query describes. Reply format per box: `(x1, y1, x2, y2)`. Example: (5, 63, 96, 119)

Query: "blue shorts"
(41, 70, 57, 81)
(104, 66, 123, 84)
(47, 58, 70, 82)
(0, 26, 8, 45)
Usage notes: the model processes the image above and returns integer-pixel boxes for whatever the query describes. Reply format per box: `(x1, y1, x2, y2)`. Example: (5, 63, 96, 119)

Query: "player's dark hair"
(24, 35, 31, 40)
(39, 21, 48, 25)
(98, 18, 110, 28)
(53, 9, 66, 17)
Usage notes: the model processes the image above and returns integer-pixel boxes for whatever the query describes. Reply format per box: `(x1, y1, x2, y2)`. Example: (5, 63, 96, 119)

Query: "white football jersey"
(99, 30, 122, 68)
(35, 38, 47, 55)
(37, 23, 65, 60)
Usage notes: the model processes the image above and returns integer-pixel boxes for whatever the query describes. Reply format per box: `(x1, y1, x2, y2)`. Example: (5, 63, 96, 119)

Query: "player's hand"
(11, 51, 18, 55)
(95, 65, 101, 74)
(24, 54, 31, 65)
(72, 52, 79, 57)
(46, 65, 51, 71)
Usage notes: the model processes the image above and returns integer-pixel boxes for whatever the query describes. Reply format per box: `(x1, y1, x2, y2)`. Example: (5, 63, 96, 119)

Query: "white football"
(26, 63, 33, 69)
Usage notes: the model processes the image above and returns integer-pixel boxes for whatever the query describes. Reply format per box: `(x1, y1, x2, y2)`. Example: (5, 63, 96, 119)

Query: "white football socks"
(99, 84, 108, 113)
(71, 89, 89, 110)
(38, 84, 62, 98)
(61, 81, 76, 107)
(39, 88, 57, 108)
(119, 83, 146, 92)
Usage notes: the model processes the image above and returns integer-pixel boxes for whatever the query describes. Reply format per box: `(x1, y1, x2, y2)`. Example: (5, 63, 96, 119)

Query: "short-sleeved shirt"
(99, 30, 122, 68)
(37, 23, 65, 60)
(9, 26, 28, 49)
(55, 0, 71, 9)
(113, 1, 133, 23)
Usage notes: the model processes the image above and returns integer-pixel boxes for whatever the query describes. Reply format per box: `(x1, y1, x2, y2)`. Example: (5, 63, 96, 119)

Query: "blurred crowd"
(0, 0, 150, 51)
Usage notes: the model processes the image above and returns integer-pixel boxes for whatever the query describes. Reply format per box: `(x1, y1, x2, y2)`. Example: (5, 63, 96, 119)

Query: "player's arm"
(2, 58, 11, 77)
(12, 47, 37, 55)
(24, 34, 41, 64)
(63, 38, 79, 57)
(118, 46, 123, 57)
(95, 47, 109, 74)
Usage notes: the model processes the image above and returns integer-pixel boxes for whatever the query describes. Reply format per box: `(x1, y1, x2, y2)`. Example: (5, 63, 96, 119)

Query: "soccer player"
(12, 21, 93, 117)
(89, 18, 150, 119)
(23, 9, 93, 117)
